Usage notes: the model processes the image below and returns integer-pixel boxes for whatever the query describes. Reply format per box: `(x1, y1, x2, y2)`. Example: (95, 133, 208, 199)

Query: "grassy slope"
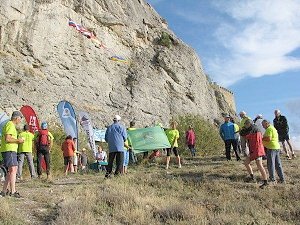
(0, 155, 300, 225)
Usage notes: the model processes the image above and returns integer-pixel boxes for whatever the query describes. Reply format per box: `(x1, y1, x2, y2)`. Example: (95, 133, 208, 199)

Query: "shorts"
(2, 151, 18, 168)
(64, 156, 73, 165)
(254, 157, 263, 161)
(166, 147, 179, 157)
(123, 151, 129, 167)
(73, 154, 78, 166)
(279, 134, 290, 142)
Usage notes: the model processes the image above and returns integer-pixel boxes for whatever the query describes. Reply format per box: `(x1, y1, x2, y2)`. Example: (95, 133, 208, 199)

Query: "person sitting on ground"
(186, 125, 196, 157)
(219, 115, 241, 161)
(95, 145, 107, 172)
(165, 121, 182, 169)
(240, 120, 268, 188)
(61, 135, 75, 176)
(17, 124, 37, 180)
(273, 110, 296, 159)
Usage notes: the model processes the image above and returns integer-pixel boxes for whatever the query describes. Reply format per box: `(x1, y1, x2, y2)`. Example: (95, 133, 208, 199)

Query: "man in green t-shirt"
(17, 125, 36, 179)
(0, 111, 24, 198)
(262, 120, 285, 183)
(165, 121, 181, 169)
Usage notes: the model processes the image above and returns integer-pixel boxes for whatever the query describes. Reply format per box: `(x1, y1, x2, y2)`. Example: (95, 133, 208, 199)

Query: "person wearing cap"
(0, 111, 24, 198)
(262, 120, 285, 183)
(34, 121, 54, 180)
(104, 115, 128, 178)
(219, 114, 241, 161)
(273, 110, 295, 159)
(239, 111, 251, 156)
(17, 124, 36, 179)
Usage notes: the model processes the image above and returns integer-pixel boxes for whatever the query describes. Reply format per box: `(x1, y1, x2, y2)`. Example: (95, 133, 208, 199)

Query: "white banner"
(78, 111, 96, 155)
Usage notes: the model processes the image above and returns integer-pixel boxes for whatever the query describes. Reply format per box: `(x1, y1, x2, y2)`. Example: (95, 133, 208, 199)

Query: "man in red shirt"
(61, 135, 75, 175)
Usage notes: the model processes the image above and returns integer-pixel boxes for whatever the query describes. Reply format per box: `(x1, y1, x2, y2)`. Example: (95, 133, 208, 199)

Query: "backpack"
(37, 129, 50, 147)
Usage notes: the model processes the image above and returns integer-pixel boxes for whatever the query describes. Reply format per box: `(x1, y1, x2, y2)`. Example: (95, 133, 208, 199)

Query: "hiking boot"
(10, 192, 21, 198)
(286, 155, 292, 160)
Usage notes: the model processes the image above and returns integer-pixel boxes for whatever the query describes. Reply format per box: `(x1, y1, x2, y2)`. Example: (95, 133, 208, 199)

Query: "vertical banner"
(0, 112, 9, 136)
(78, 111, 96, 155)
(20, 105, 40, 133)
(57, 101, 78, 150)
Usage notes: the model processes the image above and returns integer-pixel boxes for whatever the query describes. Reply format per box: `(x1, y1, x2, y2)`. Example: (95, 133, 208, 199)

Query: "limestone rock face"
(0, 0, 234, 127)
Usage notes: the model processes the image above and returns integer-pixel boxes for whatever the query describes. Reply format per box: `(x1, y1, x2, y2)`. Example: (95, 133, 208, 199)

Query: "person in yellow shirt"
(165, 121, 181, 169)
(0, 111, 24, 198)
(262, 120, 285, 183)
(17, 125, 36, 179)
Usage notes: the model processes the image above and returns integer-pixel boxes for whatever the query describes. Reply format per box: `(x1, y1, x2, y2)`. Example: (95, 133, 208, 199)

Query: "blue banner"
(0, 112, 9, 136)
(57, 101, 78, 150)
(93, 129, 107, 142)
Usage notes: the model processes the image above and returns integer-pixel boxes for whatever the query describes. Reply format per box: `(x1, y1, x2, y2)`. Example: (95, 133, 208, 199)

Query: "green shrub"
(174, 115, 223, 156)
(158, 32, 172, 48)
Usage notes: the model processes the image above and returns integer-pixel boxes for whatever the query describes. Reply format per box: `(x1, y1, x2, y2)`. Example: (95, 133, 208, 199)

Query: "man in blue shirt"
(220, 115, 241, 161)
(104, 115, 128, 178)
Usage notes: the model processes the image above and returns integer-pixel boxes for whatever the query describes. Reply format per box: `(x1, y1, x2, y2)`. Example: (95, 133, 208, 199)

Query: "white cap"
(113, 115, 121, 121)
(257, 114, 263, 118)
(239, 111, 246, 115)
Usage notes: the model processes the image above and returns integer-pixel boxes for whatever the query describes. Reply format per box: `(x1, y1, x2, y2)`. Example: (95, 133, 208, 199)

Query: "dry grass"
(0, 154, 300, 225)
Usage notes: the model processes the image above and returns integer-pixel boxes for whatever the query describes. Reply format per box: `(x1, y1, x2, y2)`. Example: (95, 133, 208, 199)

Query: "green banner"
(128, 126, 171, 153)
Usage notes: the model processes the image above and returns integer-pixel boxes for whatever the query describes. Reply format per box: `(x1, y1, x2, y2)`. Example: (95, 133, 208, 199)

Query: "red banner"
(20, 105, 40, 133)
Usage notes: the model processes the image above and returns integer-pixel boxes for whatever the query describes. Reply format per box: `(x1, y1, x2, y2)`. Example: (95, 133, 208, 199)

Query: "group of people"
(0, 111, 54, 197)
(0, 108, 296, 197)
(219, 110, 296, 188)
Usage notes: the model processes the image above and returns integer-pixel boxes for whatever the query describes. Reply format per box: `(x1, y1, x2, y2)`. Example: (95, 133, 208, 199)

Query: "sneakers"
(10, 192, 21, 198)
(286, 155, 292, 160)
(259, 181, 268, 189)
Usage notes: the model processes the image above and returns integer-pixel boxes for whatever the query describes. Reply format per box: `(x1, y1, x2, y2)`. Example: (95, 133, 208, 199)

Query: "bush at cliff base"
(175, 115, 224, 156)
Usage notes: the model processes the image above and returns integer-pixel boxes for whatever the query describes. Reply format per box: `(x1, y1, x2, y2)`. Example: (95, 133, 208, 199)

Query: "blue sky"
(148, 0, 300, 148)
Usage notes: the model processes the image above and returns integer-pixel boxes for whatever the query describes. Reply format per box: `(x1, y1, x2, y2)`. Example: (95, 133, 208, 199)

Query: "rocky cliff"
(0, 0, 235, 127)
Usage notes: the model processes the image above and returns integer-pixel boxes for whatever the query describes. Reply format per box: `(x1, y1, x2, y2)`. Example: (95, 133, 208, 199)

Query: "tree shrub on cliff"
(175, 115, 223, 156)
(158, 32, 172, 48)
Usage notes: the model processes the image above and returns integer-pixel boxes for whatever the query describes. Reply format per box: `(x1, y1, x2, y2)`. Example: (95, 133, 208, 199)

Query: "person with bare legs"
(240, 120, 268, 188)
(165, 121, 181, 169)
(0, 111, 24, 198)
(61, 135, 75, 176)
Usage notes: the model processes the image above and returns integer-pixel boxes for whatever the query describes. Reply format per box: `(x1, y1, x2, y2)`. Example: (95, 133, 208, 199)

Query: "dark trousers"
(37, 146, 50, 175)
(224, 139, 240, 160)
(106, 151, 124, 176)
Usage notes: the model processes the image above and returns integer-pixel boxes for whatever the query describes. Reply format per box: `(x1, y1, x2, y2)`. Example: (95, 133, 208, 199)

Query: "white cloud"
(209, 0, 300, 86)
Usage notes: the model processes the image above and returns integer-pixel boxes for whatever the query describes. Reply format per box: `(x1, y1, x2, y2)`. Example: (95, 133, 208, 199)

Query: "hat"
(239, 111, 246, 115)
(82, 148, 86, 152)
(113, 115, 121, 121)
(224, 114, 231, 118)
(256, 114, 263, 118)
(11, 111, 23, 119)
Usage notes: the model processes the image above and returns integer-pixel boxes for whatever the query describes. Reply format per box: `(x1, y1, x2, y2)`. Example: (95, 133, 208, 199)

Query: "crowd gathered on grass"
(0, 109, 296, 198)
